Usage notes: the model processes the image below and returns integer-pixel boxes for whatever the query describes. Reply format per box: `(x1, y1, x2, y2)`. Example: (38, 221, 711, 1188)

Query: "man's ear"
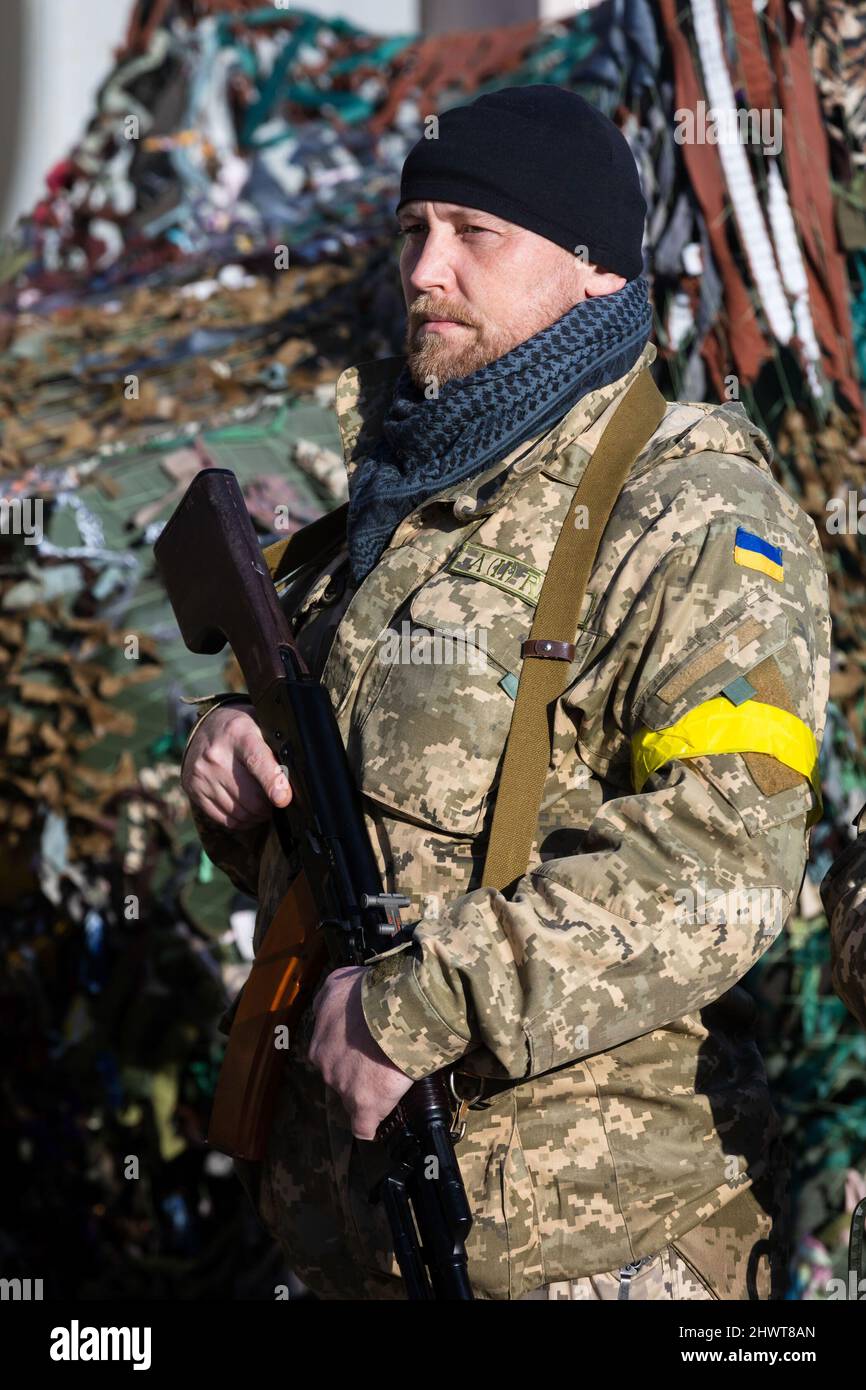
(583, 267, 628, 298)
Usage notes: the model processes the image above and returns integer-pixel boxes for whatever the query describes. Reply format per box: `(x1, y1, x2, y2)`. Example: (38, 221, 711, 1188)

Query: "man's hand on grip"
(182, 703, 292, 830)
(309, 966, 414, 1140)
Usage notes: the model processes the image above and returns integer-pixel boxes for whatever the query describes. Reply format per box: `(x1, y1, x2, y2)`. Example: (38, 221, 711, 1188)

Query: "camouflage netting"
(1, 0, 866, 1297)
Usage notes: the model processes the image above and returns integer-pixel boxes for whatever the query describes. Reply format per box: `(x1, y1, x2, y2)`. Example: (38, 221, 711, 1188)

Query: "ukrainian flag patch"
(733, 526, 784, 582)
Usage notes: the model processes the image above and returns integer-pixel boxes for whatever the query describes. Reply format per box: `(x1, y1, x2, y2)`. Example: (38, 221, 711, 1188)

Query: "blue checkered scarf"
(346, 274, 653, 585)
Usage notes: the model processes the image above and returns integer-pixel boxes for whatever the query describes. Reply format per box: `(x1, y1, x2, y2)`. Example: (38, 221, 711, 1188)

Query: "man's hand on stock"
(181, 703, 292, 829)
(308, 965, 414, 1140)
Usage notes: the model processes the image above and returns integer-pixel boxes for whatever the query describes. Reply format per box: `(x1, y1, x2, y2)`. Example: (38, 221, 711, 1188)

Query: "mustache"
(409, 300, 476, 328)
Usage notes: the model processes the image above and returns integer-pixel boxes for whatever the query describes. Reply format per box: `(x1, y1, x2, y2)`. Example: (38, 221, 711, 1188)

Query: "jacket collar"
(334, 341, 660, 521)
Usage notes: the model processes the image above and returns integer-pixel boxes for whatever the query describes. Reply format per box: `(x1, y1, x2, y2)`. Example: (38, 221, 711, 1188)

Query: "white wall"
(297, 0, 417, 29)
(1, 0, 129, 232)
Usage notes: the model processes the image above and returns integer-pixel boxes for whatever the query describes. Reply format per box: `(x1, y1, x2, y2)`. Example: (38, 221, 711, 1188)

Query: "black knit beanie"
(396, 85, 646, 281)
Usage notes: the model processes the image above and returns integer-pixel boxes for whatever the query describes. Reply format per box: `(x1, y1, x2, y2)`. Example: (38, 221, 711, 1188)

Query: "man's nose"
(407, 227, 457, 297)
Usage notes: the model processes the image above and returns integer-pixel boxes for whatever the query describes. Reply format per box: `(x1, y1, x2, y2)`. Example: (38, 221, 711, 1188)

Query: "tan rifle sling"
(481, 367, 667, 893)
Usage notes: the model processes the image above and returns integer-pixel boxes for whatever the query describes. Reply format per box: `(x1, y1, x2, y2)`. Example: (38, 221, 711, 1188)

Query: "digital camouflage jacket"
(190, 340, 830, 1299)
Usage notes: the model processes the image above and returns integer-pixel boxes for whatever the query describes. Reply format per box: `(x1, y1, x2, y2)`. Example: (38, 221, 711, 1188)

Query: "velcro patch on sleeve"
(657, 613, 772, 703)
(739, 655, 806, 796)
(633, 590, 791, 739)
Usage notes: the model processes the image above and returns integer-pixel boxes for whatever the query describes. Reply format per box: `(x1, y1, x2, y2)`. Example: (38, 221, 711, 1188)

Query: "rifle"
(154, 468, 474, 1301)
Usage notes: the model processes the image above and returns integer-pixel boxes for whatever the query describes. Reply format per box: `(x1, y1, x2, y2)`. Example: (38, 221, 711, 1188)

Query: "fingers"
(235, 727, 293, 808)
(194, 795, 240, 830)
(190, 787, 257, 831)
(187, 763, 266, 827)
(349, 1111, 380, 1142)
(269, 767, 292, 807)
(308, 970, 411, 1142)
(231, 764, 278, 818)
(348, 1090, 394, 1141)
(183, 705, 294, 829)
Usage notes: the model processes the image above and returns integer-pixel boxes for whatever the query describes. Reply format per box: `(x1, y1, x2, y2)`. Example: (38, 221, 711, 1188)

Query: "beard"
(404, 325, 499, 388)
(402, 293, 516, 389)
(403, 275, 580, 390)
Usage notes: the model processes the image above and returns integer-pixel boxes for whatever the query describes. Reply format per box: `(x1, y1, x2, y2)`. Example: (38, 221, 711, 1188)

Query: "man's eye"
(396, 224, 491, 238)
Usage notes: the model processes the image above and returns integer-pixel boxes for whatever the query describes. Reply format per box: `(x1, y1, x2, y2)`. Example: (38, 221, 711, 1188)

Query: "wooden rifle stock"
(207, 869, 327, 1160)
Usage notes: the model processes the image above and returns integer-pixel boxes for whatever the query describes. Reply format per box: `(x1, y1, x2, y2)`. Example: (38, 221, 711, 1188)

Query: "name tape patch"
(446, 541, 544, 605)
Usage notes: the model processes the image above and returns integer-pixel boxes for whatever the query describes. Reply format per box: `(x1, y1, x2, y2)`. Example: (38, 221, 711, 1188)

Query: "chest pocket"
(347, 570, 598, 836)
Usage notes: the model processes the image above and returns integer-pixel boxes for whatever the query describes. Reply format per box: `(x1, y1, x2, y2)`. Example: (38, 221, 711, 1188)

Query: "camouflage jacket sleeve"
(820, 804, 866, 1029)
(361, 514, 829, 1081)
(182, 694, 270, 899)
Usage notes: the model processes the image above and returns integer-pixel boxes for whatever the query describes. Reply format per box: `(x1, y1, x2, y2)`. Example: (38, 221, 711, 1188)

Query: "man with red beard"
(182, 86, 829, 1300)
